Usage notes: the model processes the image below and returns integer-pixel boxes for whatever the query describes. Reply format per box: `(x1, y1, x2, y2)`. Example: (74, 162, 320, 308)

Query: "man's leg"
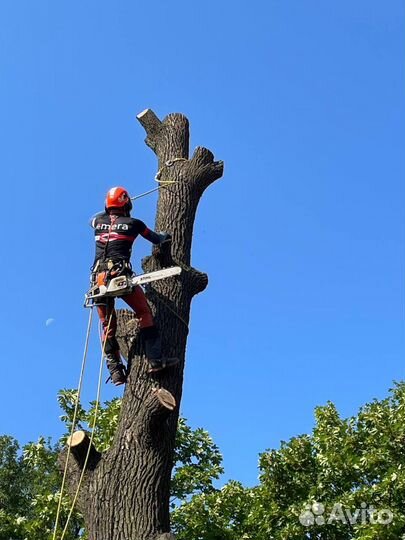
(96, 298, 126, 385)
(122, 287, 179, 373)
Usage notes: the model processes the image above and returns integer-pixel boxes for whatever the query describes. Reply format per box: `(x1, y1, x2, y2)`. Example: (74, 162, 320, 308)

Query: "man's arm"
(141, 227, 172, 245)
(132, 218, 172, 244)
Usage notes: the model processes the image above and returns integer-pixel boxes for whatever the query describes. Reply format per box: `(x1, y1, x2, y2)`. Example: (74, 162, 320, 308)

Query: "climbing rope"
(52, 307, 94, 540)
(155, 157, 187, 184)
(59, 311, 113, 540)
(131, 186, 160, 200)
(147, 288, 189, 331)
(130, 158, 187, 201)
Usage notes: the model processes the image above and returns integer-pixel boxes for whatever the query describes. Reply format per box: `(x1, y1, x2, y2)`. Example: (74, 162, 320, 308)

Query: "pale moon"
(45, 318, 55, 327)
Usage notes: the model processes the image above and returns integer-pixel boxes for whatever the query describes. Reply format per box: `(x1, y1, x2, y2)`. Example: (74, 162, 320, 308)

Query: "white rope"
(52, 308, 94, 540)
(59, 312, 113, 540)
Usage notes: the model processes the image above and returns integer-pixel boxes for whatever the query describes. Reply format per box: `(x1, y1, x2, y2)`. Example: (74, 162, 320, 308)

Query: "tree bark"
(61, 110, 223, 539)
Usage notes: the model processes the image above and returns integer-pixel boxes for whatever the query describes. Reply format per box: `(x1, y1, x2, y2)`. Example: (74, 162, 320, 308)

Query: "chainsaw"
(84, 266, 182, 307)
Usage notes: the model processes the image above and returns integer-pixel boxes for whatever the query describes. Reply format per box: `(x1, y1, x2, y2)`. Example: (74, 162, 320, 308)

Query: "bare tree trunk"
(61, 110, 223, 540)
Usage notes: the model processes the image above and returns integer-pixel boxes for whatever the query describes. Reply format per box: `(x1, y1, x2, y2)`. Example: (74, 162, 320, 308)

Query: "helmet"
(105, 186, 133, 213)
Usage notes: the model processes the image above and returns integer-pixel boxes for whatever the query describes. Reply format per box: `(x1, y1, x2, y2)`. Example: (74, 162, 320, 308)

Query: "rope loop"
(155, 157, 187, 184)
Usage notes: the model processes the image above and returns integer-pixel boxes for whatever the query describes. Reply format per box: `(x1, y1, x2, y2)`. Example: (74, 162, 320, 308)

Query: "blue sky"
(0, 0, 404, 486)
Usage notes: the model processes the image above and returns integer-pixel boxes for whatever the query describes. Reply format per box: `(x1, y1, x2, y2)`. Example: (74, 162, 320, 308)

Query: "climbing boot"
(106, 353, 127, 386)
(140, 326, 179, 374)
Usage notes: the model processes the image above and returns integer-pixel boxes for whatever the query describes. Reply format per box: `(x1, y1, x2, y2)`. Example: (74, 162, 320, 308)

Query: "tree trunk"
(61, 109, 223, 539)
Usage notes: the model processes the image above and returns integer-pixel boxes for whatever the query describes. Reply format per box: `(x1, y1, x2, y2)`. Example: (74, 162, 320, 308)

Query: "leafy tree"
(0, 435, 27, 539)
(0, 435, 81, 540)
(0, 389, 223, 539)
(3, 383, 405, 539)
(172, 382, 405, 540)
(172, 480, 251, 540)
(171, 417, 224, 505)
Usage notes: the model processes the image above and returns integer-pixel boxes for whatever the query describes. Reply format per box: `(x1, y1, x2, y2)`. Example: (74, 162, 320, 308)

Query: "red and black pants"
(96, 285, 155, 358)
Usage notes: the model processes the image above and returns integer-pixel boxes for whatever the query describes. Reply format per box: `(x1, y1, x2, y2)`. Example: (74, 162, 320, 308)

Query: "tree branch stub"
(66, 430, 101, 470)
(137, 109, 189, 166)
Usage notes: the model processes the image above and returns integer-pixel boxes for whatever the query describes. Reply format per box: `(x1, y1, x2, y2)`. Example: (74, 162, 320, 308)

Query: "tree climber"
(90, 186, 179, 386)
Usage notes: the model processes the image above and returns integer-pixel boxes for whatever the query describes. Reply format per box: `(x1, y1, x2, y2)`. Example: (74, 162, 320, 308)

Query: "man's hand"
(158, 232, 172, 244)
(152, 231, 173, 266)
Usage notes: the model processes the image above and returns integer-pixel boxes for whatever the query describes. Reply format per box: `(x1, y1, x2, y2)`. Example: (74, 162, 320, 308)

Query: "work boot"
(106, 353, 127, 386)
(140, 326, 179, 374)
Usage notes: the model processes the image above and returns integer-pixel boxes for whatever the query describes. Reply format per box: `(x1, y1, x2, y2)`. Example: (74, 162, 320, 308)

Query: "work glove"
(158, 232, 172, 244)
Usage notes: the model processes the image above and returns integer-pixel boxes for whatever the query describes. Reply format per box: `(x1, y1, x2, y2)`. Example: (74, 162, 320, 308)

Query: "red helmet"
(105, 186, 132, 213)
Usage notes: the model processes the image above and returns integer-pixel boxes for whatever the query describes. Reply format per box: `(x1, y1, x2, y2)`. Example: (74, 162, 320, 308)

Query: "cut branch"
(195, 160, 224, 190)
(137, 109, 163, 153)
(191, 146, 215, 167)
(141, 387, 177, 422)
(153, 388, 176, 413)
(57, 433, 99, 515)
(184, 266, 209, 296)
(190, 147, 224, 191)
(137, 110, 189, 166)
(66, 431, 101, 470)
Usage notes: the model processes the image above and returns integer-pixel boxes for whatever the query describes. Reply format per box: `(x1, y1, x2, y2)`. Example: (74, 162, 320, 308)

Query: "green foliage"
(0, 388, 123, 540)
(0, 435, 26, 539)
(0, 390, 225, 539)
(58, 389, 122, 452)
(172, 480, 252, 540)
(248, 383, 405, 539)
(172, 383, 405, 540)
(3, 384, 405, 539)
(0, 435, 81, 540)
(171, 417, 224, 503)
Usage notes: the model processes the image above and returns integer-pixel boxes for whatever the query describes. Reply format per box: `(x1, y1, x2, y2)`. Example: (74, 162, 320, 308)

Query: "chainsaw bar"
(130, 266, 182, 287)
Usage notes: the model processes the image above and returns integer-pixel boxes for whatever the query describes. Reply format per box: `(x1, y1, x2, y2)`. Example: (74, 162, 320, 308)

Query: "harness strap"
(101, 214, 117, 262)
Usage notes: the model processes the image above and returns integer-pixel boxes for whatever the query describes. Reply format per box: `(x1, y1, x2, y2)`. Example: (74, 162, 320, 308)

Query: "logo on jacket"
(96, 223, 129, 231)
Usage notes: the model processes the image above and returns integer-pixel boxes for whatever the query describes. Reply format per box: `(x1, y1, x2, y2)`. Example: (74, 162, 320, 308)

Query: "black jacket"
(91, 212, 163, 264)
